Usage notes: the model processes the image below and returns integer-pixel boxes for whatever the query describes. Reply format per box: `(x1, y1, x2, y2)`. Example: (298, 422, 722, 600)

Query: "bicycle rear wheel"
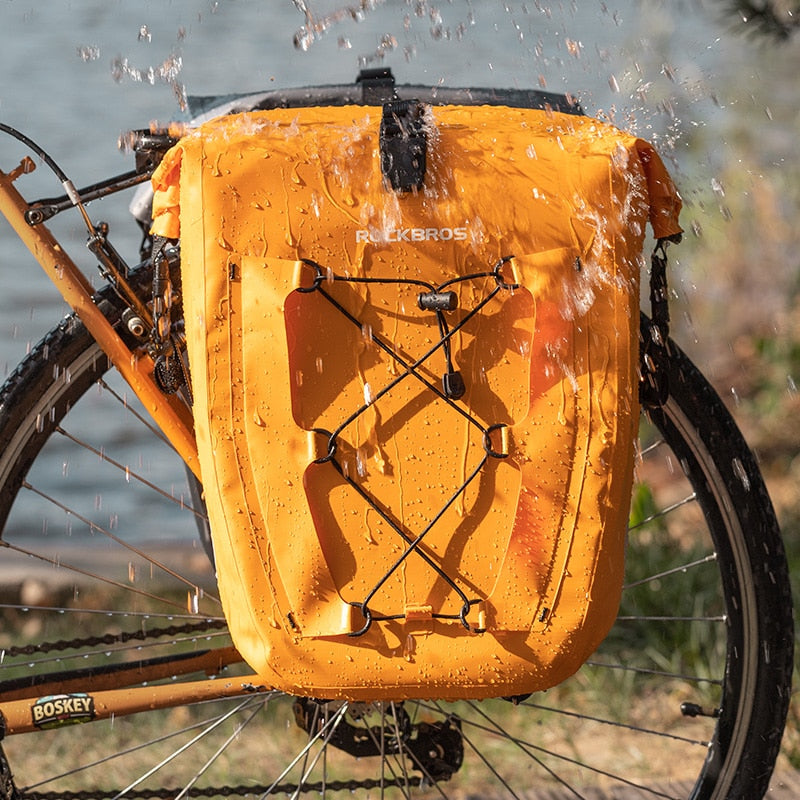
(0, 282, 792, 799)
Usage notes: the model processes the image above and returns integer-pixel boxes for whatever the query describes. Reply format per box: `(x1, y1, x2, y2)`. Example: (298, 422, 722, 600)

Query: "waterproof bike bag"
(151, 102, 682, 700)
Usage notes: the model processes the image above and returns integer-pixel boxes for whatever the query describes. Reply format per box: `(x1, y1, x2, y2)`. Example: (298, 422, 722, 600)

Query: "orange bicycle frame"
(0, 158, 258, 733)
(0, 158, 198, 475)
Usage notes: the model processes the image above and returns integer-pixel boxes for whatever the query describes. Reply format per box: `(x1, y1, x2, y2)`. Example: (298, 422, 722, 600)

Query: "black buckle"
(379, 99, 429, 192)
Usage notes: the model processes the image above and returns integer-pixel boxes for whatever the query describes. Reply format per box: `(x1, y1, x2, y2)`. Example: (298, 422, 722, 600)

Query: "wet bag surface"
(151, 103, 681, 700)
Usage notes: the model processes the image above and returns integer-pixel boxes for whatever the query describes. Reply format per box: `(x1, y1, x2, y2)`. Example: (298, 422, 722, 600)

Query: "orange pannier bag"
(151, 102, 681, 700)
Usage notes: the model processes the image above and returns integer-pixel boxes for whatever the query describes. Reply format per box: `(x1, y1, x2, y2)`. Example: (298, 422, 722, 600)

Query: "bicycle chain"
(2, 618, 228, 658)
(5, 622, 427, 798)
(26, 776, 422, 799)
(6, 618, 389, 799)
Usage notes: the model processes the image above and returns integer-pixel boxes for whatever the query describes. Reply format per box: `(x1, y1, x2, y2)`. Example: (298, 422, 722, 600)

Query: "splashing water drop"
(77, 45, 100, 62)
(294, 27, 315, 51)
(356, 448, 367, 478)
(566, 39, 582, 58)
(732, 458, 751, 491)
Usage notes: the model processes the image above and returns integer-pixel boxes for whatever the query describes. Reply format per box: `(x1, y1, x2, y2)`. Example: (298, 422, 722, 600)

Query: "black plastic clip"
(442, 371, 466, 400)
(418, 290, 458, 311)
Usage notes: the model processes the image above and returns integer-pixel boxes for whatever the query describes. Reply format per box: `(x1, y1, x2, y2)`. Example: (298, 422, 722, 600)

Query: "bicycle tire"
(0, 283, 792, 799)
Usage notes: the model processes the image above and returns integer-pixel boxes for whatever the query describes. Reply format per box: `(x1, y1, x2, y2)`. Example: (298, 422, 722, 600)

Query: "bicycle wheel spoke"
(111, 697, 261, 800)
(457, 728, 523, 800)
(55, 424, 207, 522)
(615, 614, 725, 623)
(514, 700, 710, 748)
(452, 700, 667, 798)
(96, 377, 176, 449)
(627, 492, 698, 531)
(1, 537, 192, 612)
(258, 703, 350, 799)
(623, 553, 718, 589)
(343, 706, 413, 800)
(174, 701, 266, 800)
(19, 481, 219, 605)
(21, 698, 267, 792)
(582, 659, 724, 686)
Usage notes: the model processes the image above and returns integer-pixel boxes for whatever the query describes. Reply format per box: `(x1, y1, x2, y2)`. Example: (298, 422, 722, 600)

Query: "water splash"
(292, 0, 387, 51)
(108, 26, 187, 110)
(76, 45, 100, 62)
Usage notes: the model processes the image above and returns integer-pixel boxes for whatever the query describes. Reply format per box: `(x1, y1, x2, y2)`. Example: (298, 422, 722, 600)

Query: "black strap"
(640, 237, 679, 408)
(649, 238, 671, 343)
(379, 99, 429, 192)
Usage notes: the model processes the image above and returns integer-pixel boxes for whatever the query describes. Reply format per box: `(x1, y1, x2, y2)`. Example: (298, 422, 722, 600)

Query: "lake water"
(0, 0, 794, 542)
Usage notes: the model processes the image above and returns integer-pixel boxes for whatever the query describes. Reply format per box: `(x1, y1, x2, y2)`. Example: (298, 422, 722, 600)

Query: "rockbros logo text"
(356, 227, 468, 244)
(32, 693, 96, 729)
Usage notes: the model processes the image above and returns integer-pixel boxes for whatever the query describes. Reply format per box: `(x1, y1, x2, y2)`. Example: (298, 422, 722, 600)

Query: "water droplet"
(294, 27, 315, 51)
(566, 39, 582, 58)
(363, 383, 374, 405)
(732, 458, 751, 491)
(77, 45, 100, 62)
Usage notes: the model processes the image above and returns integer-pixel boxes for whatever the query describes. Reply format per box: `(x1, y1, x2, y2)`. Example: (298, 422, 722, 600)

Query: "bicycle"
(0, 70, 793, 799)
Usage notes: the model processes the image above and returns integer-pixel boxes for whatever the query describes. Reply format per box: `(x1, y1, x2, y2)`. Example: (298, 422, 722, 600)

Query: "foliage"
(719, 0, 800, 40)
